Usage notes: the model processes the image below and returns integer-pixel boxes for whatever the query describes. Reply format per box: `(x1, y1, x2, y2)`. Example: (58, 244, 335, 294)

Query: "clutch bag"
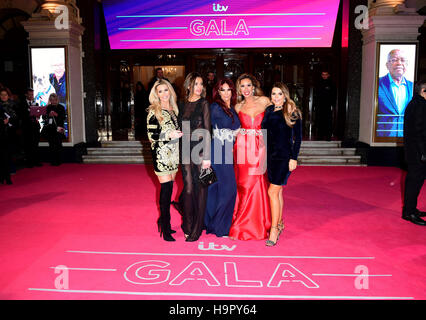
(199, 167, 217, 186)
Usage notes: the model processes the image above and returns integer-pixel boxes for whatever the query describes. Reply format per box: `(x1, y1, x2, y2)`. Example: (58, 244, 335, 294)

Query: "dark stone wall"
(77, 0, 98, 144)
(344, 0, 368, 144)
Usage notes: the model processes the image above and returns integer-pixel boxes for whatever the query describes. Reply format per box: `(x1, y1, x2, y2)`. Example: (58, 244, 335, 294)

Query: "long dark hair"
(183, 72, 206, 101)
(212, 78, 237, 122)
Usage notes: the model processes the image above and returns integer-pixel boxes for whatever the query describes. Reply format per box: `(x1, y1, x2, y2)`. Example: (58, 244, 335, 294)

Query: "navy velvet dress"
(204, 102, 241, 237)
(261, 105, 302, 186)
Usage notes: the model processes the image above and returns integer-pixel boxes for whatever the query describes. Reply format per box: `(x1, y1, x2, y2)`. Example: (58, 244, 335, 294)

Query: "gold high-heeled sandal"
(278, 222, 285, 235)
(266, 226, 280, 247)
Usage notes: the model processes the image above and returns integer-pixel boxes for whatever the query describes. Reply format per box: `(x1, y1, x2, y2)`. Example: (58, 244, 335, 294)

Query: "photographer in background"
(42, 93, 66, 166)
(402, 79, 426, 226)
(19, 88, 42, 168)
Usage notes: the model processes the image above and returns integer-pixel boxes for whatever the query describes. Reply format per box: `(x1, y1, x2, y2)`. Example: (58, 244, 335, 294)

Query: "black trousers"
(0, 140, 10, 181)
(47, 132, 63, 164)
(403, 161, 426, 215)
(316, 107, 333, 140)
(23, 123, 40, 164)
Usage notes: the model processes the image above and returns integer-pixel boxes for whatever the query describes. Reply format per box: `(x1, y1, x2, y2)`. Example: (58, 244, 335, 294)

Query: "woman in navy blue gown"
(204, 79, 240, 237)
(262, 83, 302, 246)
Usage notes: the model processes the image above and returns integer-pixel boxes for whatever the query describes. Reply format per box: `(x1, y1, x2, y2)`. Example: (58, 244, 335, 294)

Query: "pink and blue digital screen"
(103, 0, 340, 49)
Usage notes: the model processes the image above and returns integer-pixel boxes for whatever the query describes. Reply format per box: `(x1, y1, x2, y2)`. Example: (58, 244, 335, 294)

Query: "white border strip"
(27, 288, 414, 300)
(120, 37, 322, 42)
(118, 27, 188, 30)
(312, 274, 392, 277)
(49, 267, 117, 272)
(117, 13, 326, 18)
(249, 25, 324, 28)
(118, 26, 324, 30)
(66, 250, 375, 260)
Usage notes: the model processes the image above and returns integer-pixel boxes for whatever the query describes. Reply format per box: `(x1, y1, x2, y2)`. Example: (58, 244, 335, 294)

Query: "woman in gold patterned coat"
(147, 80, 183, 241)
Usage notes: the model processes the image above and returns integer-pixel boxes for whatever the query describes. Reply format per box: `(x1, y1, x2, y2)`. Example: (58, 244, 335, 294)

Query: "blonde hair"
(183, 72, 206, 101)
(148, 80, 179, 122)
(49, 93, 59, 104)
(236, 73, 264, 103)
(271, 82, 302, 128)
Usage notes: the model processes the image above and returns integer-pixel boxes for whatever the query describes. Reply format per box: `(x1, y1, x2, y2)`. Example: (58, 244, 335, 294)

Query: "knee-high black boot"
(159, 180, 176, 233)
(158, 181, 175, 241)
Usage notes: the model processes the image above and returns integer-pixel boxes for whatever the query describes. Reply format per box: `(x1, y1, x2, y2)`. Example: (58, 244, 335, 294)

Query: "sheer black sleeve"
(201, 98, 211, 161)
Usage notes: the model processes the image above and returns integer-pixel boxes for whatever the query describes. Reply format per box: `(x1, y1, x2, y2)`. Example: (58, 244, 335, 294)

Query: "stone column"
(358, 0, 424, 146)
(22, 0, 86, 147)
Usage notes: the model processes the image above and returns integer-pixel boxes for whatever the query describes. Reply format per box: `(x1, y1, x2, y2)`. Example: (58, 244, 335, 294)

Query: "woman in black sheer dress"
(178, 72, 211, 242)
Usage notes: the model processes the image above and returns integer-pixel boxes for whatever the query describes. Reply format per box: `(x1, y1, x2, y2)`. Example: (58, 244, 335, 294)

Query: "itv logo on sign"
(213, 3, 229, 12)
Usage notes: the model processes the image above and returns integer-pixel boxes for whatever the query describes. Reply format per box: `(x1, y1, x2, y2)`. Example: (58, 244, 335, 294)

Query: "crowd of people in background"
(0, 83, 66, 185)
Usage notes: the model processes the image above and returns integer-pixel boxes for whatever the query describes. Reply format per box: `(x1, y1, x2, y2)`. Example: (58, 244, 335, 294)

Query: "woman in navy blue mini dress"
(204, 79, 240, 237)
(261, 82, 302, 246)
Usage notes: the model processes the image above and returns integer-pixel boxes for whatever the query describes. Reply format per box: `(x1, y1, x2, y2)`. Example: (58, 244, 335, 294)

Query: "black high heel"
(157, 223, 176, 242)
(185, 236, 199, 242)
(157, 219, 176, 234)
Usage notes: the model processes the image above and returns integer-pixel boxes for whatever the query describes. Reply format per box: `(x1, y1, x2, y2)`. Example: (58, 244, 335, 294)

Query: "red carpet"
(0, 164, 425, 300)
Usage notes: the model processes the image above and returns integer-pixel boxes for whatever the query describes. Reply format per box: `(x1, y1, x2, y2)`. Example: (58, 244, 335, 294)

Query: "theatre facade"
(0, 0, 425, 165)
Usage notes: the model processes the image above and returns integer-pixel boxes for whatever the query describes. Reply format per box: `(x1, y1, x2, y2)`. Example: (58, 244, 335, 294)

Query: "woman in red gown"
(229, 74, 272, 240)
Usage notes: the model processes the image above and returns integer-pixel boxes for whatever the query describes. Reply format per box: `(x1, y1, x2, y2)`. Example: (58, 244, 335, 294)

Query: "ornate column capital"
(369, 0, 417, 16)
(361, 14, 425, 44)
(28, 0, 81, 25)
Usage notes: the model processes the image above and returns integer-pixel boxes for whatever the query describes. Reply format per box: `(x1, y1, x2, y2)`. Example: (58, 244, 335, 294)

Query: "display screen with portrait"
(374, 43, 417, 142)
(30, 47, 69, 139)
(102, 0, 340, 49)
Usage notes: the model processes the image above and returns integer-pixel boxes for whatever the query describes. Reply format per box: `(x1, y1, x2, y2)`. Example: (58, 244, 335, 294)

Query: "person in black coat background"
(43, 93, 66, 166)
(148, 68, 171, 93)
(0, 88, 19, 176)
(402, 79, 426, 226)
(19, 88, 42, 167)
(313, 70, 336, 140)
(0, 103, 12, 184)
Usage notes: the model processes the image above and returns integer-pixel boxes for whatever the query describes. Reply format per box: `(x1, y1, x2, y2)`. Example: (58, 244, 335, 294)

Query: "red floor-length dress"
(229, 111, 271, 240)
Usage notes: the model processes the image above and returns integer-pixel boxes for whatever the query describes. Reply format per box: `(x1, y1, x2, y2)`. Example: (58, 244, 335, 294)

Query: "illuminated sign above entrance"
(102, 0, 340, 49)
